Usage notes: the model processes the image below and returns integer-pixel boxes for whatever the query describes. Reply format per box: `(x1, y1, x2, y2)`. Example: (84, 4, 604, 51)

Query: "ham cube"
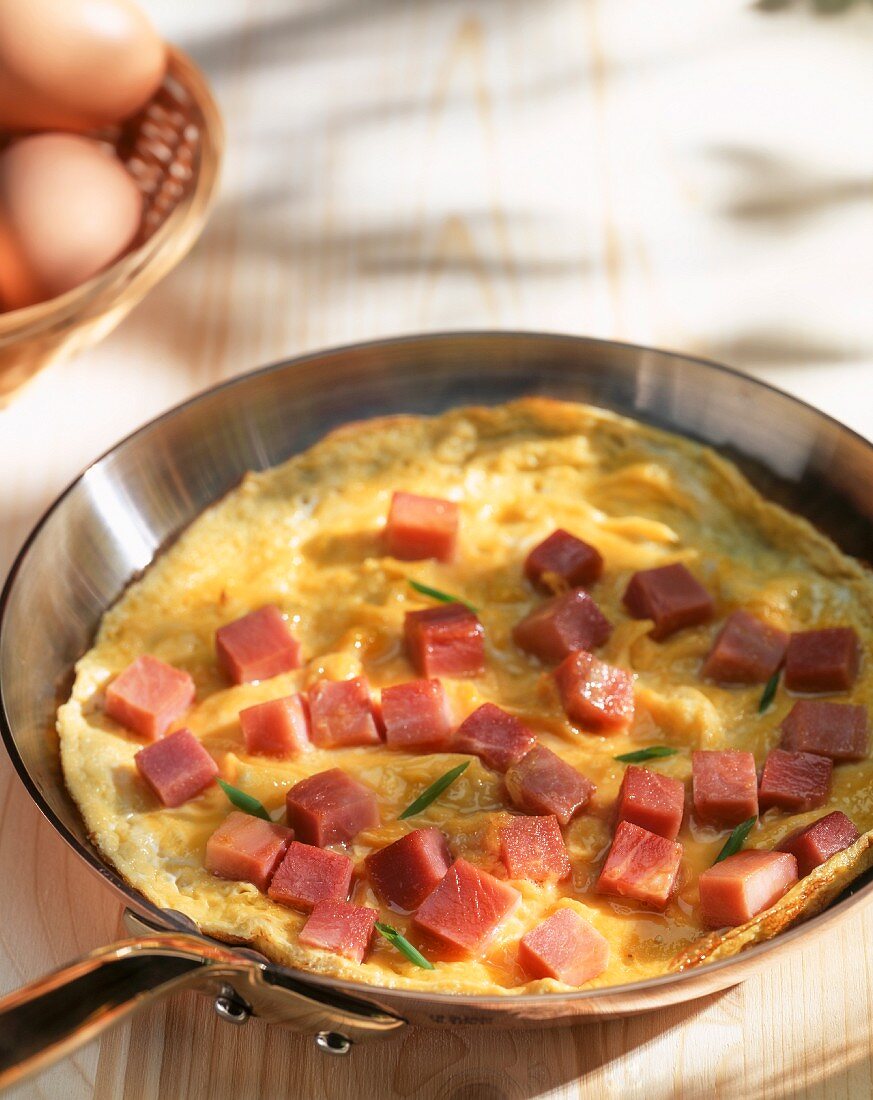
(381, 679, 453, 751)
(498, 815, 571, 883)
(505, 744, 594, 825)
(134, 727, 218, 808)
(777, 810, 860, 877)
(692, 750, 759, 828)
(267, 841, 353, 912)
(779, 700, 868, 763)
(205, 811, 293, 892)
(308, 677, 380, 748)
(518, 908, 609, 985)
(216, 605, 301, 684)
(699, 849, 798, 928)
(702, 611, 788, 684)
(385, 491, 458, 562)
(239, 694, 310, 757)
(596, 820, 683, 910)
(105, 655, 195, 740)
(404, 603, 485, 678)
(758, 749, 832, 814)
(453, 703, 536, 772)
(623, 563, 714, 641)
(784, 627, 861, 694)
(554, 649, 634, 731)
(513, 589, 612, 664)
(286, 768, 379, 846)
(616, 765, 685, 840)
(364, 827, 452, 912)
(412, 858, 520, 958)
(299, 899, 378, 964)
(524, 529, 604, 593)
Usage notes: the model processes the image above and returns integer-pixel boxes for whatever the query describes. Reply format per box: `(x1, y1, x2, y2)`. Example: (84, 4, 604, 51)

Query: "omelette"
(57, 398, 873, 994)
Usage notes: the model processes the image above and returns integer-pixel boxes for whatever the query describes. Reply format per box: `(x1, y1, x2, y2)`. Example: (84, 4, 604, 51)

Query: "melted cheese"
(57, 398, 873, 994)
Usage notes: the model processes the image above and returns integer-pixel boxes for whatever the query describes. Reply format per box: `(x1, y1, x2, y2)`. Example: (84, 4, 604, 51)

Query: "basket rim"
(0, 43, 223, 337)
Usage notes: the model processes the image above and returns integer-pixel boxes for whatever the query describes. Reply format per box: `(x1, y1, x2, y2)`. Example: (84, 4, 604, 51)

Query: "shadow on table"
(108, 974, 873, 1100)
(107, 0, 873, 392)
(113, 187, 597, 383)
(754, 0, 872, 14)
(704, 145, 873, 228)
(701, 328, 866, 371)
(697, 143, 873, 374)
(180, 191, 594, 278)
(188, 0, 552, 72)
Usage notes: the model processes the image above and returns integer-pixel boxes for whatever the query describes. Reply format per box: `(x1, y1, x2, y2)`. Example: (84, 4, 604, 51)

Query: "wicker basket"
(0, 45, 223, 405)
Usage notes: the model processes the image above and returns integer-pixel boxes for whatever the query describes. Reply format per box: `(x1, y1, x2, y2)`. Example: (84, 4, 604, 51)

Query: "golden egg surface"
(58, 399, 873, 994)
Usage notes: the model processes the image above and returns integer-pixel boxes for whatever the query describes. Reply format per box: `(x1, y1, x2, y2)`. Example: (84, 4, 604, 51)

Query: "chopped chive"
(216, 778, 271, 821)
(408, 579, 477, 613)
(614, 746, 678, 764)
(399, 760, 470, 820)
(375, 922, 435, 969)
(714, 816, 757, 864)
(758, 671, 780, 714)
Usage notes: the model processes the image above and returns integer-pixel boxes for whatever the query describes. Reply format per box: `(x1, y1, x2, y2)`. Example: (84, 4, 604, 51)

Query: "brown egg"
(0, 0, 166, 132)
(0, 134, 142, 311)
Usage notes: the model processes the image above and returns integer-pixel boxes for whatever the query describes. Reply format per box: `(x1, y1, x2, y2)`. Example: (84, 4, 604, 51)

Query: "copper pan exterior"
(2, 331, 872, 1042)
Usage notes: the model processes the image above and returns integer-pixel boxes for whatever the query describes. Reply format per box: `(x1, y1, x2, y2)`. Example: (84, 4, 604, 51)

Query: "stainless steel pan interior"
(1, 332, 872, 1080)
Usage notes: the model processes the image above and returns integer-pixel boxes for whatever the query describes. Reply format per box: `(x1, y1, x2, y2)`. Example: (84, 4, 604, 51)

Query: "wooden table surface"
(3, 2, 873, 1097)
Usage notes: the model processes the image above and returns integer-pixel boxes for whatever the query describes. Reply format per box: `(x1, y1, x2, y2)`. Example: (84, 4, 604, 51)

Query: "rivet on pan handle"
(0, 929, 406, 1090)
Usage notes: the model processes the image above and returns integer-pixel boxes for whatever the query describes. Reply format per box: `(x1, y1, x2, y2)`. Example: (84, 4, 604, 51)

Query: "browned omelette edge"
(670, 828, 873, 970)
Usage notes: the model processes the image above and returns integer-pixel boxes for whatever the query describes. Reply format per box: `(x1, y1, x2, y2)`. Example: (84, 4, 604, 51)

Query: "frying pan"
(1, 332, 872, 1089)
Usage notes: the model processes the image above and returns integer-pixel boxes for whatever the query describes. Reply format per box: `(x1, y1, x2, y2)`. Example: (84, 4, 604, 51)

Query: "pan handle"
(0, 933, 405, 1089)
(0, 935, 209, 1089)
